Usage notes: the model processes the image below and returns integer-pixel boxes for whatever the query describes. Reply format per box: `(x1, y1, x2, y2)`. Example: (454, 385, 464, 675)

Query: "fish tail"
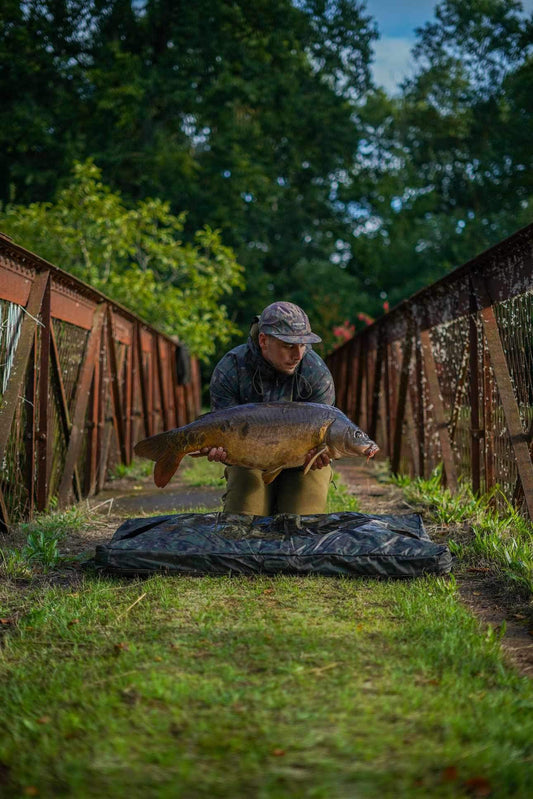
(134, 431, 185, 488)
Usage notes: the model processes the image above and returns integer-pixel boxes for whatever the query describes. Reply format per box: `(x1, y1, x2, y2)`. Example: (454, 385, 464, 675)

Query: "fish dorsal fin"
(262, 466, 284, 485)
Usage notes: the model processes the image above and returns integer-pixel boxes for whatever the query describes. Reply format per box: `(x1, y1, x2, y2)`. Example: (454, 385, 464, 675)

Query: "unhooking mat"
(94, 511, 452, 578)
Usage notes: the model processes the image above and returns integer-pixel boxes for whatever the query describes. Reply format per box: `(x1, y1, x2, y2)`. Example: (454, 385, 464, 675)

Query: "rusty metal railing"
(327, 223, 533, 519)
(0, 232, 201, 531)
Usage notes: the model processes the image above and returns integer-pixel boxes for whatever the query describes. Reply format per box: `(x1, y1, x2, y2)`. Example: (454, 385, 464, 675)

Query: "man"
(201, 301, 335, 515)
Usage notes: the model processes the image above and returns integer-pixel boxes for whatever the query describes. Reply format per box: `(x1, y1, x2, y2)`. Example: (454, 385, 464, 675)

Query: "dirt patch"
(335, 459, 533, 678)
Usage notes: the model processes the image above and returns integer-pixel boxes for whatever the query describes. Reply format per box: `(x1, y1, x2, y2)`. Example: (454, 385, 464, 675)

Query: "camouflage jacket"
(210, 326, 335, 410)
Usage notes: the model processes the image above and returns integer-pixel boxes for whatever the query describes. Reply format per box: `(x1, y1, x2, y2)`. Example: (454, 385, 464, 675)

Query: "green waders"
(222, 464, 332, 516)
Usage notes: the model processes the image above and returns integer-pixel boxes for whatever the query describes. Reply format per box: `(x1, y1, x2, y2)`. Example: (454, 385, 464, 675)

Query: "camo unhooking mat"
(94, 511, 452, 578)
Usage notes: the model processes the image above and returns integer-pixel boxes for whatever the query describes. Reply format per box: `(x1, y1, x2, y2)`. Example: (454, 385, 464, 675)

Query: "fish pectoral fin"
(154, 451, 184, 488)
(303, 445, 328, 475)
(262, 466, 284, 485)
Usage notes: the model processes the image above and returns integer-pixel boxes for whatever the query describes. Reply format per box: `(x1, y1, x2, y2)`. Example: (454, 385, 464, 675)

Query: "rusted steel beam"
(124, 342, 133, 461)
(483, 343, 495, 493)
(391, 330, 414, 475)
(369, 330, 384, 442)
(448, 337, 469, 446)
(0, 271, 50, 467)
(96, 326, 108, 493)
(85, 340, 101, 494)
(106, 306, 127, 465)
(382, 341, 392, 462)
(155, 337, 169, 431)
(469, 297, 482, 496)
(135, 324, 151, 438)
(57, 305, 105, 506)
(0, 487, 10, 533)
(36, 278, 51, 511)
(337, 346, 350, 413)
(50, 325, 82, 502)
(414, 334, 425, 478)
(24, 334, 37, 518)
(471, 273, 533, 518)
(0, 236, 186, 350)
(344, 336, 359, 419)
(420, 329, 458, 491)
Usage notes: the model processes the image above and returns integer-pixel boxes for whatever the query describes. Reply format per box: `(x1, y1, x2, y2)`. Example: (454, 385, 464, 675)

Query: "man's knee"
(223, 465, 270, 515)
(275, 465, 332, 514)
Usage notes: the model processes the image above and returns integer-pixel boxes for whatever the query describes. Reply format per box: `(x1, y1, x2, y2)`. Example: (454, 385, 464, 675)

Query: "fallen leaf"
(36, 716, 51, 725)
(464, 776, 492, 797)
(113, 642, 130, 655)
(0, 618, 14, 625)
(67, 619, 80, 627)
(154, 656, 163, 662)
(442, 766, 458, 782)
(271, 749, 286, 757)
(24, 788, 39, 796)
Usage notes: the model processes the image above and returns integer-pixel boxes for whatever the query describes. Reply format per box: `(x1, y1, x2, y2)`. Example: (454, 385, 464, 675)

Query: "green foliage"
(348, 0, 533, 319)
(0, 160, 244, 360)
(1, 0, 532, 354)
(327, 471, 361, 513)
(1, 505, 92, 575)
(390, 466, 533, 593)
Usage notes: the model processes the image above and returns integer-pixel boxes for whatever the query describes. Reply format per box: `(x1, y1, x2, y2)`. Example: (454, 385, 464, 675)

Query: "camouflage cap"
(257, 301, 321, 344)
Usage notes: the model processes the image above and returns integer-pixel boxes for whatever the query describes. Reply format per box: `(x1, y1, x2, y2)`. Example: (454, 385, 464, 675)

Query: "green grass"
(1, 468, 531, 797)
(1, 505, 92, 577)
(180, 455, 226, 487)
(108, 459, 153, 482)
(390, 466, 533, 594)
(1, 574, 532, 798)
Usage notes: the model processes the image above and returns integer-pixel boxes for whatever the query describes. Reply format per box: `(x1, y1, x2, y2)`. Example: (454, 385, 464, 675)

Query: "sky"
(366, 0, 533, 94)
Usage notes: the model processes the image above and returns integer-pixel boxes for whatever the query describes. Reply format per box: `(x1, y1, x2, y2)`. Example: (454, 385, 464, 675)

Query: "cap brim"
(271, 333, 322, 344)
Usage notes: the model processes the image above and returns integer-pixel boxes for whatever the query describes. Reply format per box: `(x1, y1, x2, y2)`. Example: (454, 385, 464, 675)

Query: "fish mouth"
(364, 444, 379, 460)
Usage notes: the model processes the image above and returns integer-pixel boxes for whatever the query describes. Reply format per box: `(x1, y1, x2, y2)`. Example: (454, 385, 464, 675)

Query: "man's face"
(258, 332, 306, 374)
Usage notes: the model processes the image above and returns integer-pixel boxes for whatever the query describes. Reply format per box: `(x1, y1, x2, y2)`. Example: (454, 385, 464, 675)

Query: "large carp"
(134, 402, 379, 488)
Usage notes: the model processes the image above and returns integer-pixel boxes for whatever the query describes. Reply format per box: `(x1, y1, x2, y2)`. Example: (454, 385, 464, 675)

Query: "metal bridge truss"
(0, 233, 201, 532)
(327, 224, 533, 519)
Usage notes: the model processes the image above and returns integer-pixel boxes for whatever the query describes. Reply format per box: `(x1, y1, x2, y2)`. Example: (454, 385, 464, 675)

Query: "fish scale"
(134, 402, 379, 488)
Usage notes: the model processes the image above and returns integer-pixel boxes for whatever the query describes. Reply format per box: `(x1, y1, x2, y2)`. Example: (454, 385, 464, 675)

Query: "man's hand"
(304, 447, 331, 470)
(190, 446, 229, 463)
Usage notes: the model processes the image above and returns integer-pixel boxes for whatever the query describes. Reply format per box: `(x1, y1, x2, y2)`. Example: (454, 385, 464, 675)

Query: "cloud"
(372, 37, 415, 94)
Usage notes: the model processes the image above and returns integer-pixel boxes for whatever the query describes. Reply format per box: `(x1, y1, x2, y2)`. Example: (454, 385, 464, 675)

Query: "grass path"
(0, 461, 532, 798)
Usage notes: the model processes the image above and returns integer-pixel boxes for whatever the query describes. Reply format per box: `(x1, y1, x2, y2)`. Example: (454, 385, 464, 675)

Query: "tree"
(346, 0, 533, 316)
(0, 0, 379, 343)
(0, 161, 244, 360)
